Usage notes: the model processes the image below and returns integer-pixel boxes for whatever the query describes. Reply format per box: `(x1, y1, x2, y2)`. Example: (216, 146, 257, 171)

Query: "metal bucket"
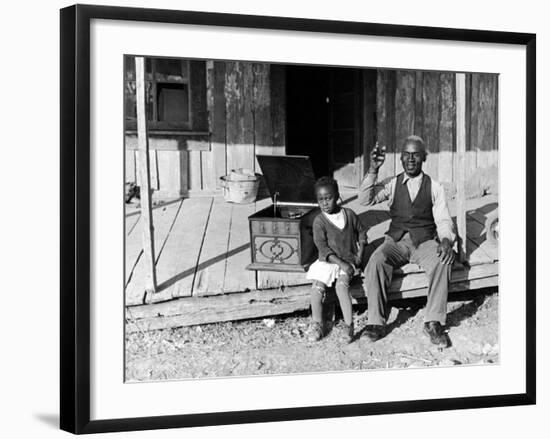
(220, 171, 260, 204)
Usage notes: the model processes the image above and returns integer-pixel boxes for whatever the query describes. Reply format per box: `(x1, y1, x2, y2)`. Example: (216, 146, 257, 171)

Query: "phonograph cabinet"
(246, 155, 320, 272)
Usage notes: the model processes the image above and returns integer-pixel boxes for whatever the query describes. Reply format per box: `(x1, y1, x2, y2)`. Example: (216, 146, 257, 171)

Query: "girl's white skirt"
(306, 260, 346, 286)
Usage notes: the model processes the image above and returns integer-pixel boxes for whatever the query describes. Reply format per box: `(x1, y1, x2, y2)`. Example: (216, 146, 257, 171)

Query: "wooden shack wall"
(190, 61, 286, 193)
(375, 70, 498, 183)
(125, 64, 498, 197)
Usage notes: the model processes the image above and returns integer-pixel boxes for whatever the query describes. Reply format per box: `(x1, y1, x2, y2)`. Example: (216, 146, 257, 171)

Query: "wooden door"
(328, 69, 362, 189)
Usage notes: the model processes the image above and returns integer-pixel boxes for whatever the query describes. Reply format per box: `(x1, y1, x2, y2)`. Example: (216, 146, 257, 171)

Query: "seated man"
(359, 135, 455, 347)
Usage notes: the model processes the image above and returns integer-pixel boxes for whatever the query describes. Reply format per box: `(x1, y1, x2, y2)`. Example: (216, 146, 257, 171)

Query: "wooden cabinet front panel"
(250, 220, 300, 236)
(252, 236, 301, 265)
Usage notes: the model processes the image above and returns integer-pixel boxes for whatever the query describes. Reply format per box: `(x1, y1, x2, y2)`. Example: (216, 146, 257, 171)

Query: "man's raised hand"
(369, 142, 386, 172)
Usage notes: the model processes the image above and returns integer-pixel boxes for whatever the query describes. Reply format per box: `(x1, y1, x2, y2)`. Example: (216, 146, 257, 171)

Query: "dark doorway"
(286, 65, 367, 189)
(286, 65, 331, 178)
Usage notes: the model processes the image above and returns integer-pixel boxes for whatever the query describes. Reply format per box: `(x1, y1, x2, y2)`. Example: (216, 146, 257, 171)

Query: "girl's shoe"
(343, 322, 354, 344)
(308, 321, 324, 342)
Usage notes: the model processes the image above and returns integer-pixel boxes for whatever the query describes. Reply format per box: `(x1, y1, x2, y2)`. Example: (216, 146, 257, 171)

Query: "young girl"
(306, 177, 368, 343)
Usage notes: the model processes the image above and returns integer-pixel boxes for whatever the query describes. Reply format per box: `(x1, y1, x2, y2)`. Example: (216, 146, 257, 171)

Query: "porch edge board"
(125, 262, 499, 333)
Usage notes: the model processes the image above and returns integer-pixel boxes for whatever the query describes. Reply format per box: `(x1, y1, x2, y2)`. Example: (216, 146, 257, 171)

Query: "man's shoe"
(307, 321, 324, 342)
(364, 324, 385, 342)
(423, 321, 449, 348)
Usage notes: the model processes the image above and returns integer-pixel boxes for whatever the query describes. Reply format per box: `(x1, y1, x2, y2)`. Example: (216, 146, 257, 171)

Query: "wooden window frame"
(124, 56, 194, 132)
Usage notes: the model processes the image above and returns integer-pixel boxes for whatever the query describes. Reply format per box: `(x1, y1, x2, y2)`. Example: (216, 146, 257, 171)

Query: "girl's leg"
(335, 273, 353, 326)
(310, 281, 327, 323)
(309, 281, 327, 342)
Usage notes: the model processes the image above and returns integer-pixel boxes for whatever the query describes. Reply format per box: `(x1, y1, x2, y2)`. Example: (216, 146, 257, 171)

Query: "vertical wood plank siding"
(421, 71, 441, 180)
(211, 61, 228, 188)
(253, 63, 274, 158)
(376, 70, 498, 183)
(188, 61, 286, 192)
(395, 71, 416, 175)
(270, 64, 287, 155)
(439, 73, 456, 182)
(361, 69, 377, 176)
(187, 65, 498, 192)
(224, 61, 255, 174)
(376, 70, 397, 182)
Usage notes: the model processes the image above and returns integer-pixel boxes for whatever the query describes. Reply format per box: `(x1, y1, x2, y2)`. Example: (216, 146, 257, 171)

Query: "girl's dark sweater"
(312, 207, 367, 265)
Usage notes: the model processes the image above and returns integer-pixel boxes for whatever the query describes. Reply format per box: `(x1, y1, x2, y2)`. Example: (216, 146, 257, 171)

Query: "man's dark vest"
(387, 173, 437, 246)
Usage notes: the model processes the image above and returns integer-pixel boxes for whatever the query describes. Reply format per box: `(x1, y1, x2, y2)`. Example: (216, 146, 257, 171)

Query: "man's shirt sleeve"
(358, 172, 393, 206)
(431, 180, 456, 243)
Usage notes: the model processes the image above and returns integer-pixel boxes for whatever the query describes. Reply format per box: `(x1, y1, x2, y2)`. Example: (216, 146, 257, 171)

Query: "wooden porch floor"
(125, 193, 498, 307)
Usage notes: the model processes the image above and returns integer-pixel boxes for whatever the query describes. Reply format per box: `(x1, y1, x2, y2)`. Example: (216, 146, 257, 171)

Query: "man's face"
(400, 142, 425, 177)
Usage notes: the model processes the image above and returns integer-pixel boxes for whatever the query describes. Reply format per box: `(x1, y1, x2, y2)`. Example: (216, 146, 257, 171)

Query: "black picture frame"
(60, 4, 536, 434)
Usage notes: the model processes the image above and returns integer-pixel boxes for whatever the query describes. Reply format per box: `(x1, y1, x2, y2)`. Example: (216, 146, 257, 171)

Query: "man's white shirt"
(358, 171, 455, 243)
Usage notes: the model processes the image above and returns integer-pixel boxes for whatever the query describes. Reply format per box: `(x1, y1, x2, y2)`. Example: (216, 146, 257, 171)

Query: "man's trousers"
(363, 233, 452, 325)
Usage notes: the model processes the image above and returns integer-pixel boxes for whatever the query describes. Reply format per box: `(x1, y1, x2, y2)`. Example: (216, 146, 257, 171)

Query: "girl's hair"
(314, 176, 339, 196)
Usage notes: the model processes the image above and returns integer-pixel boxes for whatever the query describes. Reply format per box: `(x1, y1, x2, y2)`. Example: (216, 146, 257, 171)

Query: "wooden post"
(135, 56, 157, 293)
(455, 73, 467, 262)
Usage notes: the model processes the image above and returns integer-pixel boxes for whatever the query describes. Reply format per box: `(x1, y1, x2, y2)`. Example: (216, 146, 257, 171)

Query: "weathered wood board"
(225, 62, 255, 173)
(421, 71, 441, 180)
(465, 216, 498, 264)
(257, 270, 308, 290)
(125, 200, 183, 305)
(193, 197, 234, 296)
(394, 70, 416, 170)
(439, 73, 455, 183)
(212, 61, 228, 187)
(253, 63, 273, 156)
(362, 69, 377, 176)
(126, 262, 499, 332)
(374, 70, 497, 186)
(125, 65, 498, 200)
(188, 150, 202, 191)
(125, 214, 142, 284)
(222, 202, 258, 293)
(146, 197, 213, 304)
(125, 194, 498, 307)
(376, 69, 397, 183)
(135, 56, 157, 293)
(126, 213, 140, 236)
(270, 64, 286, 153)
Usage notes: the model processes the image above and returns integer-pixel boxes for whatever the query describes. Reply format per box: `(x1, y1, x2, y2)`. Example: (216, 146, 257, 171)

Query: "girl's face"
(316, 185, 338, 214)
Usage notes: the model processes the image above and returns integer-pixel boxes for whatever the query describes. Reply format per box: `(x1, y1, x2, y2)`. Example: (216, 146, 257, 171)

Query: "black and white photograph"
(124, 56, 500, 381)
(1, 0, 545, 436)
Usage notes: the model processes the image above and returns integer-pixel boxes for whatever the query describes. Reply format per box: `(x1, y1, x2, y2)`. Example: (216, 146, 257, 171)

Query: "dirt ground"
(125, 289, 499, 381)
